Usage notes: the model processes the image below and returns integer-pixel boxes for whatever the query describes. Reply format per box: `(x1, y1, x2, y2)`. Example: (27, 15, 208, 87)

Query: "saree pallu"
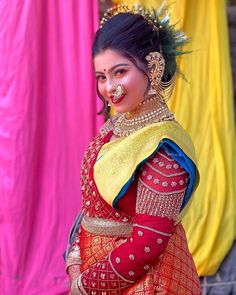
(80, 223, 201, 294)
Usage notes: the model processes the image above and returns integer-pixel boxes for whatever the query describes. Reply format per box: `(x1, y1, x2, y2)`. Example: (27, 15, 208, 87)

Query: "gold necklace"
(113, 96, 175, 137)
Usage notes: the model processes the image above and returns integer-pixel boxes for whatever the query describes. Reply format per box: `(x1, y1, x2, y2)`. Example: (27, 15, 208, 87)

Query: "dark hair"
(93, 13, 177, 114)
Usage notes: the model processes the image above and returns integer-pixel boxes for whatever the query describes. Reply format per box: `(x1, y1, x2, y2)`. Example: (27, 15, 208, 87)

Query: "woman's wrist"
(68, 264, 81, 284)
(70, 277, 82, 295)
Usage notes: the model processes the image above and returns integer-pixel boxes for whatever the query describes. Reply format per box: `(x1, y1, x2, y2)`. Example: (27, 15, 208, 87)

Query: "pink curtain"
(0, 1, 102, 294)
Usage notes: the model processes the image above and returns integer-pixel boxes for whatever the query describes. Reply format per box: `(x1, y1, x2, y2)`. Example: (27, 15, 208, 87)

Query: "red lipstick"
(110, 93, 126, 104)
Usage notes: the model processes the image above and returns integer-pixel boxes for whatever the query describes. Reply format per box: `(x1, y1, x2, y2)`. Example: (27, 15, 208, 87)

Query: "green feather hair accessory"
(100, 3, 189, 81)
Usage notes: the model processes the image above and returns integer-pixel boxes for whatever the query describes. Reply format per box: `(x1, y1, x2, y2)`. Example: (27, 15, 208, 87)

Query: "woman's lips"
(110, 93, 126, 104)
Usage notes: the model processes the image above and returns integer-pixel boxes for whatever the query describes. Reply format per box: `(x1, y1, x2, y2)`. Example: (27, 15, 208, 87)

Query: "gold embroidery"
(108, 253, 135, 284)
(94, 121, 199, 215)
(133, 224, 171, 237)
(80, 127, 132, 222)
(67, 249, 82, 269)
(136, 181, 185, 220)
(145, 162, 187, 177)
(82, 215, 133, 237)
(80, 224, 201, 294)
(139, 178, 186, 195)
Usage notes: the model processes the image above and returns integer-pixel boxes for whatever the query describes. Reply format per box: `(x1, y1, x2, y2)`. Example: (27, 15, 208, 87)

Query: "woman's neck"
(125, 95, 168, 120)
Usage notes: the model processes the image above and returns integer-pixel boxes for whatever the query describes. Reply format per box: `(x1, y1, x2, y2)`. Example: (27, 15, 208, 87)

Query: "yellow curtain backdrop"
(112, 0, 236, 276)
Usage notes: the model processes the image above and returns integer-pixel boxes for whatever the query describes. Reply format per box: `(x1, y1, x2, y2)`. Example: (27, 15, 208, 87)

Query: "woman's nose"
(106, 80, 114, 95)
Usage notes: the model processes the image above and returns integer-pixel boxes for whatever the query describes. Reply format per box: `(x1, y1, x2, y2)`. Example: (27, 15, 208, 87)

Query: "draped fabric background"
(0, 1, 102, 294)
(116, 0, 236, 276)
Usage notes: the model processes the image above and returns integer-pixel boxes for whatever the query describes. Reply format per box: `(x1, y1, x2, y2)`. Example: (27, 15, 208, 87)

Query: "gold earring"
(145, 51, 176, 103)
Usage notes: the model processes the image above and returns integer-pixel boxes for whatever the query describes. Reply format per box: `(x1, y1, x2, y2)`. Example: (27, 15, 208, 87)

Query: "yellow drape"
(94, 121, 199, 215)
(112, 0, 236, 276)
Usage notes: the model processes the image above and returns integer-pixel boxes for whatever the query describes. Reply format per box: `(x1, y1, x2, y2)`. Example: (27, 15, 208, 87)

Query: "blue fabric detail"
(112, 138, 196, 211)
(159, 139, 196, 210)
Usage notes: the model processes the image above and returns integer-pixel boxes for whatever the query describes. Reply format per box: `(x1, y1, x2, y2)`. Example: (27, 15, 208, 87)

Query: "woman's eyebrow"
(95, 63, 130, 74)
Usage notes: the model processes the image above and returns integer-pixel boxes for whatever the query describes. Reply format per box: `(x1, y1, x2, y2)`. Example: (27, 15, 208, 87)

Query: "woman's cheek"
(121, 76, 131, 86)
(122, 75, 139, 93)
(98, 85, 107, 100)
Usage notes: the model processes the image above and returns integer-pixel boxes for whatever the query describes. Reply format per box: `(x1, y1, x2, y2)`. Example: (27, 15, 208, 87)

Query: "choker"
(113, 96, 175, 137)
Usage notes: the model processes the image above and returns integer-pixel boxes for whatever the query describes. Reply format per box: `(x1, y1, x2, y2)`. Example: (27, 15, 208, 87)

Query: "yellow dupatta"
(94, 121, 199, 222)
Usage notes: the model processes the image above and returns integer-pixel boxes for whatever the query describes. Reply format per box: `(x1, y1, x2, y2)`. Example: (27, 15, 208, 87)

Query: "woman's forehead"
(94, 49, 132, 71)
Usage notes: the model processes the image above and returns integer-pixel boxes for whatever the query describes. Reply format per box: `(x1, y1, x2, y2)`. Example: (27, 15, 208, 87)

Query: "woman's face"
(94, 49, 148, 113)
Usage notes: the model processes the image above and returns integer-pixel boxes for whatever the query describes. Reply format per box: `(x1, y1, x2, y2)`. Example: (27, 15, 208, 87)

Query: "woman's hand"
(68, 264, 81, 284)
(68, 265, 83, 294)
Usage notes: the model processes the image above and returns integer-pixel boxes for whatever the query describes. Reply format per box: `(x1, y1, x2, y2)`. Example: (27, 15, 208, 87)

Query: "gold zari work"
(136, 181, 185, 220)
(82, 215, 133, 237)
(80, 224, 201, 294)
(94, 121, 199, 216)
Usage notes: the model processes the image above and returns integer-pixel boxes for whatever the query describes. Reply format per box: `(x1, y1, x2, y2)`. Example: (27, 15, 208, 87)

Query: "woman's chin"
(109, 96, 141, 114)
(111, 106, 134, 114)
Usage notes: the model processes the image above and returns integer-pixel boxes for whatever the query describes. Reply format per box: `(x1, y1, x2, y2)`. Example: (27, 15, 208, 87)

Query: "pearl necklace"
(113, 96, 175, 137)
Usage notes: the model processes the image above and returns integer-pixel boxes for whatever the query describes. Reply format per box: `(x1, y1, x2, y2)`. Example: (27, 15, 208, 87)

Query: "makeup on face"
(94, 49, 148, 113)
(110, 84, 126, 104)
(95, 63, 130, 104)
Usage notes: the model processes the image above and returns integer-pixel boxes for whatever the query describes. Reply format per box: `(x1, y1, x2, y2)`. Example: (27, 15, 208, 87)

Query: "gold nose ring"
(112, 84, 125, 101)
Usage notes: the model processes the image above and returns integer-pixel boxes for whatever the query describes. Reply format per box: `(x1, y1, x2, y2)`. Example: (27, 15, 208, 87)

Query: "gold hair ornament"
(146, 51, 176, 103)
(100, 4, 188, 81)
(100, 4, 159, 32)
(100, 4, 188, 83)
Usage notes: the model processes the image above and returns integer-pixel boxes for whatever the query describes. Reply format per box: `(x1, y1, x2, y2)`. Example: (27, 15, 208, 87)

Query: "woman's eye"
(115, 69, 126, 76)
(96, 75, 106, 81)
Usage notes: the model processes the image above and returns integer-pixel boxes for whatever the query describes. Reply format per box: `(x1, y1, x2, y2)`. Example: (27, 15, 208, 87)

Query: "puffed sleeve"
(72, 148, 189, 295)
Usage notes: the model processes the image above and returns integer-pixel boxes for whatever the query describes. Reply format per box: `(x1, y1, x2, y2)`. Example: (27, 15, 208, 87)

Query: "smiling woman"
(94, 50, 148, 113)
(66, 4, 202, 295)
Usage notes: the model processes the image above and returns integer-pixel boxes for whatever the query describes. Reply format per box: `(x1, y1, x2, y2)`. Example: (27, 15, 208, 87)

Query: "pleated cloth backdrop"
(0, 1, 102, 294)
(114, 0, 236, 276)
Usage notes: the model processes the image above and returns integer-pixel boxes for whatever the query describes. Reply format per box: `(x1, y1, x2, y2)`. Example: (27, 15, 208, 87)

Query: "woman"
(66, 5, 201, 295)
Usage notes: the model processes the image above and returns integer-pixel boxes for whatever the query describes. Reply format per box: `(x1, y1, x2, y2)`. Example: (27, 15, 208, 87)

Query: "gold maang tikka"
(145, 51, 176, 103)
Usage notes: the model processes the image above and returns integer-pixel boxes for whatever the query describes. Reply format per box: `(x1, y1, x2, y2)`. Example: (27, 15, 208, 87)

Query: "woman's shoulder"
(99, 114, 121, 135)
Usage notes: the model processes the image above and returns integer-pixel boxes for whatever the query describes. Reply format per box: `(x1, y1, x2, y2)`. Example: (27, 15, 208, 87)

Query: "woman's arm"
(66, 212, 84, 283)
(67, 234, 82, 284)
(71, 148, 189, 295)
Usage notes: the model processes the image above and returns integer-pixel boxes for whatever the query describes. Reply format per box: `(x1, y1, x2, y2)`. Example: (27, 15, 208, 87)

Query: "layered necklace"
(113, 96, 175, 138)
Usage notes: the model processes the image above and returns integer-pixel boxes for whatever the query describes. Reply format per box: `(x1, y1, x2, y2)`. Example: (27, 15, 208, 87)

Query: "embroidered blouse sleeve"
(75, 148, 189, 295)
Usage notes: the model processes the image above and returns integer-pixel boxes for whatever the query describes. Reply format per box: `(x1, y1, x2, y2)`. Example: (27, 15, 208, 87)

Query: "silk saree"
(66, 118, 201, 294)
